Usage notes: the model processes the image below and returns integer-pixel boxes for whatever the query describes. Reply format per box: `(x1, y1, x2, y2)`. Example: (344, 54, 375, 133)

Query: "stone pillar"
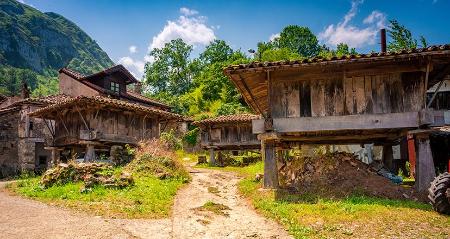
(415, 134, 436, 192)
(263, 140, 278, 189)
(84, 144, 96, 162)
(209, 148, 215, 166)
(382, 144, 395, 173)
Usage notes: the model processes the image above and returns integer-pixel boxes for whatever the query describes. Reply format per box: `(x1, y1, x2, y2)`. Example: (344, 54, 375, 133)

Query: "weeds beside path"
(0, 162, 292, 239)
(202, 162, 450, 239)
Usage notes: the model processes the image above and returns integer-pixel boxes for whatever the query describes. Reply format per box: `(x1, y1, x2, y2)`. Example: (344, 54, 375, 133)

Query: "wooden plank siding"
(54, 109, 160, 146)
(270, 72, 425, 118)
(200, 124, 260, 149)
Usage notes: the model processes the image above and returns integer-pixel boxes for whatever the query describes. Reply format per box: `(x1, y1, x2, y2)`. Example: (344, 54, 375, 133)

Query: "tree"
(387, 20, 427, 51)
(144, 39, 194, 96)
(199, 39, 233, 64)
(0, 67, 38, 96)
(317, 43, 357, 59)
(278, 25, 320, 57)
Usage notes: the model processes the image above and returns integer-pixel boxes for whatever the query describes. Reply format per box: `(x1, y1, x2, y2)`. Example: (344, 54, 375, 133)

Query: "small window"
(110, 82, 120, 93)
(29, 121, 34, 131)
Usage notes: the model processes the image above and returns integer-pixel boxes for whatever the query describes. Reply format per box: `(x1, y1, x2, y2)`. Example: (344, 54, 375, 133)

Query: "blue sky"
(21, 0, 450, 78)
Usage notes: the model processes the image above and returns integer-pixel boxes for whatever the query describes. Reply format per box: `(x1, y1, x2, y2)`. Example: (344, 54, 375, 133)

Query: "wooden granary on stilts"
(224, 44, 450, 191)
(192, 113, 261, 165)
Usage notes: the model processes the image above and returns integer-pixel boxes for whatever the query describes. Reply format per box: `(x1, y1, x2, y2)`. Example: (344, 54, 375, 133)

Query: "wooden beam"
(253, 112, 422, 134)
(238, 74, 265, 117)
(75, 106, 90, 131)
(58, 114, 70, 136)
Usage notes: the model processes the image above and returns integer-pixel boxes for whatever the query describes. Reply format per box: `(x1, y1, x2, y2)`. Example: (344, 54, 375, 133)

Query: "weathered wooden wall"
(271, 72, 425, 118)
(200, 123, 259, 149)
(54, 109, 160, 146)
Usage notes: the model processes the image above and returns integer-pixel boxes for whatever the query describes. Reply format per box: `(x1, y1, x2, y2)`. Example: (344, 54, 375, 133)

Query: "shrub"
(183, 127, 199, 146)
(160, 129, 183, 150)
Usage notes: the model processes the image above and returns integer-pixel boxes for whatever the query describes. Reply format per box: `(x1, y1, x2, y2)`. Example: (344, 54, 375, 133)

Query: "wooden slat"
(253, 112, 420, 134)
(311, 79, 326, 116)
(286, 82, 300, 117)
(344, 77, 354, 114)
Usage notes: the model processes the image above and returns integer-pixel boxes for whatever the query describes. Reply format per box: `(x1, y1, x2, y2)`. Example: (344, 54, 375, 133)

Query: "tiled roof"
(29, 95, 183, 120)
(7, 94, 72, 108)
(192, 113, 260, 126)
(59, 66, 169, 109)
(224, 45, 450, 73)
(125, 90, 170, 109)
(0, 106, 20, 115)
(59, 68, 85, 79)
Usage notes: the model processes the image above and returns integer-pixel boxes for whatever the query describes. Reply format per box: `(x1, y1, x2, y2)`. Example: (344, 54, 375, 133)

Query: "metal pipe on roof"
(380, 29, 387, 53)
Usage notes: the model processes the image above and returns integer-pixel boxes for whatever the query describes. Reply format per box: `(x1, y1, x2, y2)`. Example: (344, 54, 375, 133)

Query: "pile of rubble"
(40, 162, 133, 190)
(278, 152, 421, 201)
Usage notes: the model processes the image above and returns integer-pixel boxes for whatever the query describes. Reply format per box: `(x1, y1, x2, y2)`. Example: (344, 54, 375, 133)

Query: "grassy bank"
(203, 161, 450, 239)
(8, 140, 190, 219)
(9, 172, 186, 219)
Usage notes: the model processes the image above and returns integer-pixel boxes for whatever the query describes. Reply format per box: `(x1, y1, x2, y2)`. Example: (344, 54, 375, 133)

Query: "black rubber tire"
(428, 172, 450, 215)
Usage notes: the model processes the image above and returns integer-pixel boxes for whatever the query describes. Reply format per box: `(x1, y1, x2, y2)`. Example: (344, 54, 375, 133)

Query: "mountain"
(0, 0, 114, 77)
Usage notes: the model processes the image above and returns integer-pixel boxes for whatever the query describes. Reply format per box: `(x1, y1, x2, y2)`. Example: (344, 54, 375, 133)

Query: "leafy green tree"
(144, 39, 194, 96)
(260, 48, 302, 62)
(0, 67, 38, 95)
(317, 43, 357, 58)
(199, 39, 233, 64)
(335, 43, 357, 57)
(32, 75, 59, 97)
(278, 25, 320, 57)
(387, 20, 428, 51)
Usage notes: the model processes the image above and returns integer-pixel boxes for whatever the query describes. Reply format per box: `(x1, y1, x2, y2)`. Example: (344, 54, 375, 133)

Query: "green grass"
(201, 161, 450, 239)
(10, 173, 186, 219)
(196, 201, 231, 217)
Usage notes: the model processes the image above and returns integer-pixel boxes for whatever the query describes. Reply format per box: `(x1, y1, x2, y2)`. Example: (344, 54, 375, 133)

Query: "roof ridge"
(224, 44, 450, 72)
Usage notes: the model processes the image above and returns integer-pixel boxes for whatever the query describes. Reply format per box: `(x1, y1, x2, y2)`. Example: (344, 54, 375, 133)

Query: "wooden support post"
(382, 145, 395, 174)
(85, 144, 96, 162)
(415, 134, 436, 192)
(45, 147, 62, 168)
(209, 148, 216, 166)
(262, 140, 278, 189)
(407, 134, 416, 177)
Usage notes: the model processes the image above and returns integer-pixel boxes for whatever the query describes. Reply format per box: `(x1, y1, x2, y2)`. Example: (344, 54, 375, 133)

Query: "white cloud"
(128, 45, 137, 54)
(180, 7, 198, 16)
(269, 33, 280, 42)
(117, 56, 145, 79)
(318, 0, 386, 49)
(118, 8, 216, 79)
(148, 12, 216, 50)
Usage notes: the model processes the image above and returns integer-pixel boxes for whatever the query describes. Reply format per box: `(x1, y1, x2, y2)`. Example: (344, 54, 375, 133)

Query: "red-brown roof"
(224, 45, 450, 73)
(6, 94, 72, 108)
(59, 66, 170, 110)
(125, 90, 170, 109)
(192, 113, 260, 126)
(29, 95, 182, 120)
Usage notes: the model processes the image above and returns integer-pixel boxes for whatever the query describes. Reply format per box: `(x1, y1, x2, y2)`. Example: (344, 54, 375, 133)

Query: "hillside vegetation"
(0, 0, 113, 96)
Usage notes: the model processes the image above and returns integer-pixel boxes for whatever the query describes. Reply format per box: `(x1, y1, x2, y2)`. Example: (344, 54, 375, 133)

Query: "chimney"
(380, 29, 387, 53)
(20, 82, 30, 99)
(134, 82, 142, 94)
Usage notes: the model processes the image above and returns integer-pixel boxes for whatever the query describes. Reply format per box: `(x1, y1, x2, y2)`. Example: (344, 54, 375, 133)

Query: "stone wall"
(0, 110, 20, 177)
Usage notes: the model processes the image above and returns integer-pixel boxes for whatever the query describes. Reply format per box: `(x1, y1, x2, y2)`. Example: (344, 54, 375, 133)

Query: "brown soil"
(278, 152, 425, 201)
(0, 166, 291, 239)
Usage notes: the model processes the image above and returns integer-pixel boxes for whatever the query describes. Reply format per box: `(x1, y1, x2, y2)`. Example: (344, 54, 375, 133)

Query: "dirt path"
(0, 168, 291, 239)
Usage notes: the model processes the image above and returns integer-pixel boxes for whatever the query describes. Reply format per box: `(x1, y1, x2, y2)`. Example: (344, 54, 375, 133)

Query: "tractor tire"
(428, 172, 450, 215)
